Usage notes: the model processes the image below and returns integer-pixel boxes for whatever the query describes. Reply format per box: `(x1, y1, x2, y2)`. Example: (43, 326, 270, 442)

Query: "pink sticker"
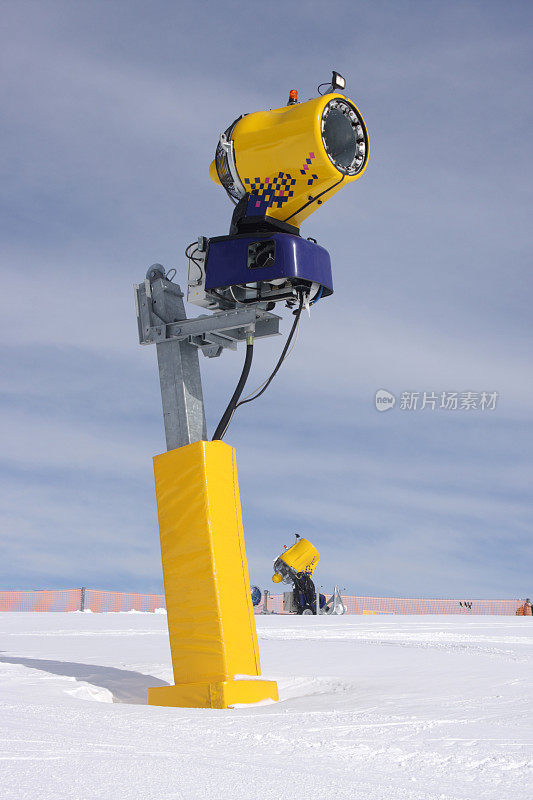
(309, 152, 315, 158)
(255, 200, 261, 208)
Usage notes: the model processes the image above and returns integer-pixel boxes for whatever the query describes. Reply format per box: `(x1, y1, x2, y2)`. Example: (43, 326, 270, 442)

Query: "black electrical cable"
(283, 175, 345, 223)
(185, 242, 202, 268)
(236, 294, 304, 408)
(212, 338, 254, 441)
(212, 293, 305, 440)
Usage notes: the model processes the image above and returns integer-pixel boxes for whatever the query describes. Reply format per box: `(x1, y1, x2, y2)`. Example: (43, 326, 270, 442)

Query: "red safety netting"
(0, 589, 81, 612)
(84, 589, 166, 613)
(0, 589, 525, 615)
(255, 594, 523, 615)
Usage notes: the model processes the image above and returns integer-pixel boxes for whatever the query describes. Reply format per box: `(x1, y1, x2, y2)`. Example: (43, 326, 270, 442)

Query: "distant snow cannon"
(272, 536, 320, 585)
(188, 71, 369, 312)
(271, 535, 345, 615)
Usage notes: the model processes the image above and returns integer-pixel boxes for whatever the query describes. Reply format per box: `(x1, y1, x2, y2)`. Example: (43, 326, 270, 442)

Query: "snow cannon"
(272, 536, 320, 585)
(209, 72, 369, 231)
(271, 535, 346, 615)
(188, 71, 369, 313)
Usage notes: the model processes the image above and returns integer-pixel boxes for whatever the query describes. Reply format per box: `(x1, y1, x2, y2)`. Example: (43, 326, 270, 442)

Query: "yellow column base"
(148, 679, 279, 709)
(149, 440, 278, 709)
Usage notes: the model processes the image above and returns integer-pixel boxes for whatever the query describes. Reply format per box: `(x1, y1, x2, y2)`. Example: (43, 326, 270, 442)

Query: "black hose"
(212, 293, 304, 441)
(212, 339, 254, 441)
(237, 294, 304, 408)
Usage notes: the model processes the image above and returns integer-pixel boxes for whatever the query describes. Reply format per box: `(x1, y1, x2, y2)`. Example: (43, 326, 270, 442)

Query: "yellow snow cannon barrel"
(272, 537, 320, 583)
(209, 92, 369, 230)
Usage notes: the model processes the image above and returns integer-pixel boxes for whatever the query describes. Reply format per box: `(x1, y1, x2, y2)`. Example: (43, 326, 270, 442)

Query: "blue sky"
(1, 0, 531, 598)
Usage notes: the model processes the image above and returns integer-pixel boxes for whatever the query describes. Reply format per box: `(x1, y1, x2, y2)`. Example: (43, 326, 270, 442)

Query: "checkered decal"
(244, 171, 296, 210)
(300, 151, 319, 186)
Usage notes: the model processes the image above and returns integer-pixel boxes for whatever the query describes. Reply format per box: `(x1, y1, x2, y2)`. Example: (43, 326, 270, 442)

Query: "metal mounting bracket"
(135, 277, 280, 359)
(134, 271, 281, 451)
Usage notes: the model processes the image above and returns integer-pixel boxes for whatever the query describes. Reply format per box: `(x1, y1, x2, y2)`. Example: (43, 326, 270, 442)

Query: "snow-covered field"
(0, 613, 531, 800)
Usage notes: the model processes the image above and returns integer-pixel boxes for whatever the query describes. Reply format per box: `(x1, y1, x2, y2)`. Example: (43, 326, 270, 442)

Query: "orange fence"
(0, 589, 82, 612)
(84, 589, 165, 613)
(256, 593, 523, 615)
(0, 588, 525, 615)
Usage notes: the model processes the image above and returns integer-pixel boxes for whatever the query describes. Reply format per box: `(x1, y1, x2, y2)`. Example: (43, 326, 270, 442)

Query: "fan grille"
(321, 99, 368, 176)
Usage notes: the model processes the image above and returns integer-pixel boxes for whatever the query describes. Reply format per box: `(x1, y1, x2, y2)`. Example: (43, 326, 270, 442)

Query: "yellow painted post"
(147, 439, 278, 709)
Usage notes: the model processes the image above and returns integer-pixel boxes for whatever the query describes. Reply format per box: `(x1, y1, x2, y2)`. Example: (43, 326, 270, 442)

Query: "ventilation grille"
(215, 119, 243, 203)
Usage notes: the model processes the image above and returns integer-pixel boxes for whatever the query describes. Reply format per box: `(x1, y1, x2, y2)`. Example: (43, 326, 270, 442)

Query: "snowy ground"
(0, 613, 531, 800)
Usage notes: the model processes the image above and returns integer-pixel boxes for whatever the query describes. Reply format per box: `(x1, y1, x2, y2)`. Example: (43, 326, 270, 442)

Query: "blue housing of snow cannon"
(204, 232, 333, 298)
